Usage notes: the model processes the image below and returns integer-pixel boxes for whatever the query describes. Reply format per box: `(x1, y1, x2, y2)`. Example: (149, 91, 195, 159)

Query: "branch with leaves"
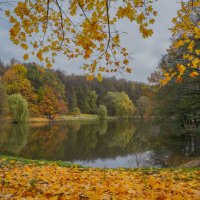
(4, 0, 157, 80)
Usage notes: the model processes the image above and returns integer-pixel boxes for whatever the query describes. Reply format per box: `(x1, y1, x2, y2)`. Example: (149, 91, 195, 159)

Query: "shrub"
(8, 94, 29, 123)
(97, 105, 107, 119)
(71, 107, 81, 116)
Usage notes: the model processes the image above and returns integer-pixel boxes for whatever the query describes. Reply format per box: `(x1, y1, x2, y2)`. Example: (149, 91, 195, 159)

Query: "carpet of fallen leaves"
(0, 159, 199, 200)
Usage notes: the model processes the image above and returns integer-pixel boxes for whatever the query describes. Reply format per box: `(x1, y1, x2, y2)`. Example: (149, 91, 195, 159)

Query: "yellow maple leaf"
(5, 10, 10, 17)
(97, 73, 103, 82)
(177, 64, 185, 75)
(123, 59, 129, 65)
(192, 58, 199, 68)
(190, 71, 199, 77)
(126, 67, 132, 73)
(23, 54, 29, 60)
(87, 74, 94, 81)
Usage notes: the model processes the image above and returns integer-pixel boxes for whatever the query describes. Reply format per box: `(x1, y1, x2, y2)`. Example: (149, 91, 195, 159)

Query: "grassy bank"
(0, 156, 199, 199)
(2, 114, 143, 123)
(29, 114, 100, 123)
(29, 114, 141, 122)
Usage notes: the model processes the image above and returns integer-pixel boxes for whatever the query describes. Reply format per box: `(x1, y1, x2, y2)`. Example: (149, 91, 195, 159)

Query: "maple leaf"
(23, 54, 29, 61)
(190, 71, 199, 77)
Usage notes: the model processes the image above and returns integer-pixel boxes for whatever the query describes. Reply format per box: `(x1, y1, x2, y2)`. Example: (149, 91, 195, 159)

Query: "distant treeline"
(0, 59, 154, 119)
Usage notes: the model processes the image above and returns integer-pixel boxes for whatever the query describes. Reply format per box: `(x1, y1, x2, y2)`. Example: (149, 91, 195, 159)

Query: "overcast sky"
(0, 0, 180, 82)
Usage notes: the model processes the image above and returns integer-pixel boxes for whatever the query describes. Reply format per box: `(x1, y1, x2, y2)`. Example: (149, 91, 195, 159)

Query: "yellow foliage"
(126, 67, 132, 73)
(97, 73, 103, 82)
(87, 74, 94, 81)
(23, 54, 29, 61)
(190, 71, 199, 77)
(0, 159, 199, 199)
(177, 64, 185, 76)
(6, 0, 199, 82)
(164, 0, 200, 82)
(6, 0, 158, 77)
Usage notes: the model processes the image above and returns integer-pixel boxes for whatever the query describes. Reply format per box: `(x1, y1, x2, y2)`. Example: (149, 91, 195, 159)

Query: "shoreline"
(0, 155, 200, 170)
(1, 114, 145, 123)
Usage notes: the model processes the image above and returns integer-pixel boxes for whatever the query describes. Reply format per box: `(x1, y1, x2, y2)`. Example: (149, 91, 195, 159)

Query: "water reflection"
(0, 123, 29, 155)
(0, 120, 199, 168)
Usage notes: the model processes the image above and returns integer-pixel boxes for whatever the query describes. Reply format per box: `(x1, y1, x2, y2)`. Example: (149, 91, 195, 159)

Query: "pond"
(0, 120, 199, 168)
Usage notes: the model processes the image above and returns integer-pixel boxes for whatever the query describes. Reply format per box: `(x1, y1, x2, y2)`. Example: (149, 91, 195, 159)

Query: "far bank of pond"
(1, 114, 143, 123)
(1, 114, 155, 124)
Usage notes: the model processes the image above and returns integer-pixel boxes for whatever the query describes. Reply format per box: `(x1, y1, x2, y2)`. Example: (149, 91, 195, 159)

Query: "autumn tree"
(39, 85, 60, 119)
(8, 94, 29, 123)
(154, 42, 200, 128)
(25, 63, 68, 114)
(3, 64, 38, 114)
(161, 1, 200, 84)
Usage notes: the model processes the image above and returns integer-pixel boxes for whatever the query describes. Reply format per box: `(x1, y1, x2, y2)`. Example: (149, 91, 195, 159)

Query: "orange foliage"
(0, 159, 199, 199)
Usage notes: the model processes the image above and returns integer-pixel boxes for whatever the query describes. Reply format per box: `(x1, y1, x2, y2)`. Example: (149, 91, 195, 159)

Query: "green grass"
(0, 155, 84, 168)
(29, 114, 99, 122)
(3, 114, 139, 123)
(59, 114, 99, 120)
(0, 155, 199, 172)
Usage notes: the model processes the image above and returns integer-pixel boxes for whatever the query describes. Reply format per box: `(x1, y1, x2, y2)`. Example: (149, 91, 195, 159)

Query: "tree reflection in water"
(0, 123, 29, 155)
(0, 120, 199, 168)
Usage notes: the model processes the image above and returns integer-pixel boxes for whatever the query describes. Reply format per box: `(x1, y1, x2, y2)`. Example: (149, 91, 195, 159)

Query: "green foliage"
(8, 94, 29, 123)
(78, 90, 98, 114)
(136, 96, 152, 118)
(0, 59, 6, 76)
(97, 105, 107, 119)
(57, 73, 155, 111)
(69, 89, 78, 112)
(88, 90, 98, 114)
(25, 63, 44, 91)
(0, 78, 7, 116)
(155, 76, 200, 128)
(105, 92, 136, 117)
(0, 61, 156, 118)
(0, 123, 29, 154)
(154, 37, 200, 128)
(70, 107, 81, 116)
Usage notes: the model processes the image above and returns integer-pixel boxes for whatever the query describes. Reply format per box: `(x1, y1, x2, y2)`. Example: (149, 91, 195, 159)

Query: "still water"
(0, 120, 199, 168)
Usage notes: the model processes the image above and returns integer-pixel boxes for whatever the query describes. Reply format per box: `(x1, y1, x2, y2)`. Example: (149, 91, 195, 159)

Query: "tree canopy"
(0, 60, 153, 118)
(2, 0, 199, 82)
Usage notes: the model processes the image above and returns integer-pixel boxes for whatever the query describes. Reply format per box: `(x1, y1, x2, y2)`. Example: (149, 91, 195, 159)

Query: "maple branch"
(41, 0, 50, 43)
(105, 0, 111, 53)
(46, 0, 50, 29)
(55, 0, 65, 46)
(91, 0, 112, 62)
(52, 0, 79, 32)
(77, 0, 91, 23)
